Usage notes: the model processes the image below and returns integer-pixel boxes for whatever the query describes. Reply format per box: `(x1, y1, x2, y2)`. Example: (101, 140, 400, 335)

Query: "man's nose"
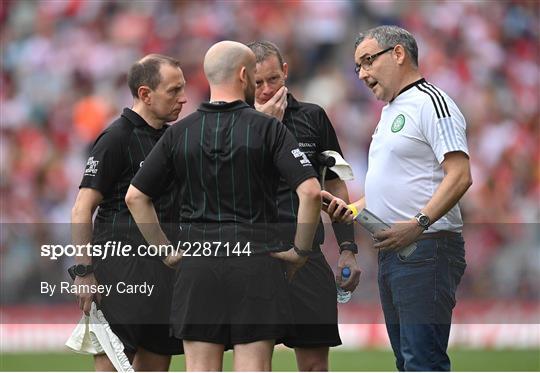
(262, 83, 274, 95)
(359, 66, 369, 80)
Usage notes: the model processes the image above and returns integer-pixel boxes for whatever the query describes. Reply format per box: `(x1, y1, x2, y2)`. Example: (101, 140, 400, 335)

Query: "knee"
(298, 357, 328, 371)
(132, 348, 171, 371)
(94, 354, 117, 371)
(296, 347, 329, 371)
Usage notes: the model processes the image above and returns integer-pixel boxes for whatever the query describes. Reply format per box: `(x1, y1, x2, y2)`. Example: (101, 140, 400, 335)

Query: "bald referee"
(126, 41, 321, 371)
(71, 54, 186, 370)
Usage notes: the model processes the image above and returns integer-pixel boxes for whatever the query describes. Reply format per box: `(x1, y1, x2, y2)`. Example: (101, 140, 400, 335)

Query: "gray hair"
(246, 41, 285, 66)
(355, 25, 418, 67)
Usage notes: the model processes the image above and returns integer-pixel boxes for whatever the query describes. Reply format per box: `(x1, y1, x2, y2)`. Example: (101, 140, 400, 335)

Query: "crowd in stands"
(1, 0, 538, 304)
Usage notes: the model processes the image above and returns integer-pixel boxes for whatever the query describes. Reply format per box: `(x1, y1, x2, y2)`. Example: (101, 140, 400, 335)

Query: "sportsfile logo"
(84, 157, 99, 176)
(40, 241, 251, 260)
(291, 148, 311, 166)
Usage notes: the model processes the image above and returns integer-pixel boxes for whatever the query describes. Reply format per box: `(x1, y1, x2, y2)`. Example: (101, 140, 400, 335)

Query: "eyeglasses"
(354, 46, 394, 73)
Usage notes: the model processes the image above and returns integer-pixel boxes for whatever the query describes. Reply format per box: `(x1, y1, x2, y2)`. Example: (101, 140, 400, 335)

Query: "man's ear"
(394, 45, 406, 65)
(282, 62, 288, 80)
(138, 86, 152, 104)
(239, 66, 249, 87)
(239, 66, 247, 85)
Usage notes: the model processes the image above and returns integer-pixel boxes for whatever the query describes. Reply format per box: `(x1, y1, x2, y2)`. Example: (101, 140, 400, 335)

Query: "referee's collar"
(121, 108, 169, 132)
(122, 108, 149, 128)
(199, 100, 250, 112)
(286, 93, 301, 110)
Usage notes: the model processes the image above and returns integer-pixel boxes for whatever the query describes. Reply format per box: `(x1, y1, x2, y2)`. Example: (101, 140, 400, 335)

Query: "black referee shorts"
(170, 254, 293, 346)
(281, 251, 342, 348)
(93, 256, 183, 355)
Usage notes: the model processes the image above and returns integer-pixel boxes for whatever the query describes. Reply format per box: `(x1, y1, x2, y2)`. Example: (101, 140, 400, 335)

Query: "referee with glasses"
(324, 26, 472, 371)
(247, 40, 360, 371)
(126, 41, 321, 371)
(71, 54, 186, 370)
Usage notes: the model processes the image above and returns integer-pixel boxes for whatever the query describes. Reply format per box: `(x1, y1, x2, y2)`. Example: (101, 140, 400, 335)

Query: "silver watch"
(415, 212, 431, 230)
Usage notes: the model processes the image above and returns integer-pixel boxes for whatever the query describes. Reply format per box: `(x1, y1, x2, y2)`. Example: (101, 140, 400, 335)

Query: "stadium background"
(1, 0, 539, 371)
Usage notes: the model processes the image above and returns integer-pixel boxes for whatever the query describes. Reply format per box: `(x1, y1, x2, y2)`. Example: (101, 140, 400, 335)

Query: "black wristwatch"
(415, 212, 431, 230)
(68, 264, 94, 281)
(339, 241, 358, 255)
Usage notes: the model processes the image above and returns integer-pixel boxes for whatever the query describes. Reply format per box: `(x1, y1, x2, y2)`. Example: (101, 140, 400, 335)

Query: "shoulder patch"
(84, 157, 99, 176)
(291, 148, 312, 166)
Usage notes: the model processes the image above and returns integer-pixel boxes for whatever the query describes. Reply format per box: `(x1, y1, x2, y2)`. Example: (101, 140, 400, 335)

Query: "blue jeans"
(378, 233, 466, 371)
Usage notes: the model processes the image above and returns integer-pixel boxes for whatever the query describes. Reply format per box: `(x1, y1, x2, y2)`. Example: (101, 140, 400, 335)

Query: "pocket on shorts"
(397, 239, 437, 264)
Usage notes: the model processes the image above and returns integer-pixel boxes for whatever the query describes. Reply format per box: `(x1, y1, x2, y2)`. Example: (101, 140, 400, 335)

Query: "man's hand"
(336, 250, 361, 292)
(163, 249, 184, 269)
(321, 191, 354, 223)
(255, 86, 288, 121)
(271, 247, 308, 282)
(74, 273, 101, 316)
(373, 219, 424, 251)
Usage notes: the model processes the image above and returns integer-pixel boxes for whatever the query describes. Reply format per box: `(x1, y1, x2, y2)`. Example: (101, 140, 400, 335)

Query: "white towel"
(321, 150, 354, 181)
(65, 303, 134, 372)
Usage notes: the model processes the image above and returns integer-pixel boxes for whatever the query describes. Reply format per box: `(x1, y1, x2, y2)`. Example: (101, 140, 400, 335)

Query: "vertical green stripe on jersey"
(324, 114, 330, 149)
(289, 111, 299, 137)
(184, 127, 193, 241)
(215, 112, 222, 241)
(146, 130, 155, 151)
(200, 114, 207, 241)
(289, 190, 297, 219)
(134, 130, 147, 158)
(167, 141, 179, 224)
(127, 146, 135, 175)
(112, 181, 119, 237)
(290, 112, 302, 218)
(229, 113, 237, 241)
(261, 138, 267, 224)
(301, 111, 317, 137)
(184, 128, 194, 215)
(133, 130, 152, 224)
(261, 137, 268, 247)
(246, 124, 253, 222)
(126, 147, 134, 231)
(141, 128, 154, 154)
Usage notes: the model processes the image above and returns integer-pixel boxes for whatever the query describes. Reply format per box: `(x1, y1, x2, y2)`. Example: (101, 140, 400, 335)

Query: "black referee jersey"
(79, 108, 177, 246)
(276, 94, 345, 247)
(131, 100, 317, 254)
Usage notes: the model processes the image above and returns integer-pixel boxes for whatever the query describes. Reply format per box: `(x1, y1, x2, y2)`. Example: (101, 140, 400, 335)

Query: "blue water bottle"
(336, 267, 352, 304)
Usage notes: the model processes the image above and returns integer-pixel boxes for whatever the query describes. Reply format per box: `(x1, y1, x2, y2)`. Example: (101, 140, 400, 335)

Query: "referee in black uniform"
(247, 41, 361, 371)
(71, 54, 186, 370)
(126, 41, 322, 371)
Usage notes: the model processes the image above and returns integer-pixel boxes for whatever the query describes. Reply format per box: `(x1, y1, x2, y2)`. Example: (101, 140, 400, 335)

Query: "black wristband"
(339, 242, 358, 255)
(293, 245, 311, 257)
(332, 221, 355, 244)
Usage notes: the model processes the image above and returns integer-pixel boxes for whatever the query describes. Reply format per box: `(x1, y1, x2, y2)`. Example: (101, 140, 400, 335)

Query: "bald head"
(204, 41, 256, 85)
